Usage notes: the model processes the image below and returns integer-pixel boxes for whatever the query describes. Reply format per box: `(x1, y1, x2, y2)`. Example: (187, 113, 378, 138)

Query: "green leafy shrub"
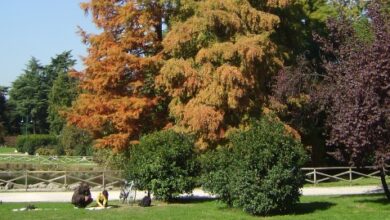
(35, 147, 57, 156)
(202, 117, 307, 215)
(126, 130, 200, 202)
(93, 148, 130, 170)
(16, 134, 58, 155)
(58, 126, 93, 156)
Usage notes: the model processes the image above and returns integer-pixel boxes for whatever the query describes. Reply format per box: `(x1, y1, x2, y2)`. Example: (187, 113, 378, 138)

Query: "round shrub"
(59, 126, 93, 156)
(126, 130, 200, 202)
(202, 117, 307, 215)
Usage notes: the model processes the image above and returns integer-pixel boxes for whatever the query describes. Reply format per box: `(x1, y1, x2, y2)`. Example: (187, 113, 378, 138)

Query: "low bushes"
(58, 126, 93, 156)
(15, 126, 92, 156)
(16, 134, 58, 155)
(126, 130, 200, 202)
(35, 147, 57, 156)
(202, 117, 307, 215)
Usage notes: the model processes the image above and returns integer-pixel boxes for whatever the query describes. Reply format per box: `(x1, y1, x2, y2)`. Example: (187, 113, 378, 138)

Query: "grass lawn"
(0, 147, 17, 154)
(1, 195, 390, 220)
(0, 154, 96, 166)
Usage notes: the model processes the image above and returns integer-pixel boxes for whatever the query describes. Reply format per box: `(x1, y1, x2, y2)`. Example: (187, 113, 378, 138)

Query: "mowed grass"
(0, 147, 17, 154)
(1, 195, 390, 220)
(0, 154, 96, 167)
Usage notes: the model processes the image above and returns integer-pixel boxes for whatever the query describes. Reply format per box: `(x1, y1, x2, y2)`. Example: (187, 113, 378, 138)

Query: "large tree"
(317, 1, 390, 198)
(66, 0, 173, 151)
(8, 52, 77, 135)
(156, 0, 286, 149)
(271, 0, 377, 166)
(8, 58, 47, 134)
(47, 51, 77, 134)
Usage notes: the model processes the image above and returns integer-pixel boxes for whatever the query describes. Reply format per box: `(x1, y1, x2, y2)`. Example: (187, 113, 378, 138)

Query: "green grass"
(1, 195, 390, 220)
(304, 177, 390, 187)
(0, 147, 17, 154)
(0, 155, 96, 166)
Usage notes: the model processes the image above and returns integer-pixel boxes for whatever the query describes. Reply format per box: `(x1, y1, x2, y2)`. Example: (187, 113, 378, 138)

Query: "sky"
(0, 0, 98, 88)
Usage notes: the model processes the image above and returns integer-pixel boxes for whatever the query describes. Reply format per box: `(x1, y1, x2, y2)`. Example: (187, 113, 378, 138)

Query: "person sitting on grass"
(97, 190, 109, 208)
(71, 182, 93, 208)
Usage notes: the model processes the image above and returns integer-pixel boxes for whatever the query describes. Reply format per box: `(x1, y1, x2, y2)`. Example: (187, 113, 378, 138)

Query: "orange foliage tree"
(157, 0, 285, 149)
(67, 0, 169, 151)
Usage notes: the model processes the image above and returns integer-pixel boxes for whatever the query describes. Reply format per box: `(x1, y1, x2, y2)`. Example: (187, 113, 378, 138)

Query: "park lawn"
(0, 155, 97, 167)
(0, 147, 17, 154)
(1, 195, 390, 220)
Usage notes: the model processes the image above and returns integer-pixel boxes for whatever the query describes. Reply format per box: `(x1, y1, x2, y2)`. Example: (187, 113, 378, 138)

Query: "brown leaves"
(157, 0, 283, 148)
(67, 0, 165, 150)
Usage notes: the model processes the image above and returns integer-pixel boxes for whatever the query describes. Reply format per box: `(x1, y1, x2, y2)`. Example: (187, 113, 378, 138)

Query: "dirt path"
(0, 186, 384, 203)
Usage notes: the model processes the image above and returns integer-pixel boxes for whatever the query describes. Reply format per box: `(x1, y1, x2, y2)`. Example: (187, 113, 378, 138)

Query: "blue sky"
(0, 0, 98, 88)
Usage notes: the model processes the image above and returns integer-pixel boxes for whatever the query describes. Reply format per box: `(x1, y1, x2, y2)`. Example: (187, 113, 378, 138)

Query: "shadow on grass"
(354, 195, 390, 205)
(291, 201, 335, 215)
(335, 193, 386, 200)
(216, 200, 335, 217)
(86, 204, 121, 209)
(168, 196, 217, 204)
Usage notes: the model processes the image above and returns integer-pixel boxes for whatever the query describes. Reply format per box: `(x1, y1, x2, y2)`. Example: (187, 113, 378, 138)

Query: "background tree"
(58, 125, 93, 156)
(67, 0, 173, 151)
(271, 0, 375, 166)
(8, 52, 77, 135)
(157, 0, 285, 149)
(271, 0, 337, 65)
(47, 51, 77, 134)
(0, 86, 8, 143)
(8, 58, 46, 134)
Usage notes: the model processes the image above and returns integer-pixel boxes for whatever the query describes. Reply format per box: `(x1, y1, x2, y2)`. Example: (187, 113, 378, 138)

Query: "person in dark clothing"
(139, 195, 151, 207)
(71, 182, 93, 208)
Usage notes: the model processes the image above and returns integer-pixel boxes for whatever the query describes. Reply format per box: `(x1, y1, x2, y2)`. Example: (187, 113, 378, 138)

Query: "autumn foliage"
(157, 0, 285, 148)
(320, 2, 390, 168)
(67, 0, 165, 151)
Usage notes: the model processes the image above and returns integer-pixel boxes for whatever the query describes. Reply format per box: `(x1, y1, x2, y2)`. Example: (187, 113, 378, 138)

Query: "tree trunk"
(379, 167, 390, 200)
(155, 21, 163, 41)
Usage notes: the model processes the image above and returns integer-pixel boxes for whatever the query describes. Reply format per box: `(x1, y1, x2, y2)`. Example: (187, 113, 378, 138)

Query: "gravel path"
(302, 185, 383, 196)
(0, 186, 384, 203)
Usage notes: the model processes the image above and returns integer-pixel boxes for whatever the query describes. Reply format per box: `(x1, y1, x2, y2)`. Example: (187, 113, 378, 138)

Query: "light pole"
(21, 115, 32, 136)
(21, 118, 27, 136)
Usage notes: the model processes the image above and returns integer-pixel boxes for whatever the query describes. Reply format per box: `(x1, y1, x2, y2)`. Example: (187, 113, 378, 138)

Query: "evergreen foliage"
(202, 117, 306, 215)
(8, 58, 47, 134)
(126, 130, 199, 202)
(16, 134, 58, 155)
(47, 51, 77, 134)
(8, 52, 76, 135)
(58, 126, 93, 156)
(0, 87, 8, 143)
